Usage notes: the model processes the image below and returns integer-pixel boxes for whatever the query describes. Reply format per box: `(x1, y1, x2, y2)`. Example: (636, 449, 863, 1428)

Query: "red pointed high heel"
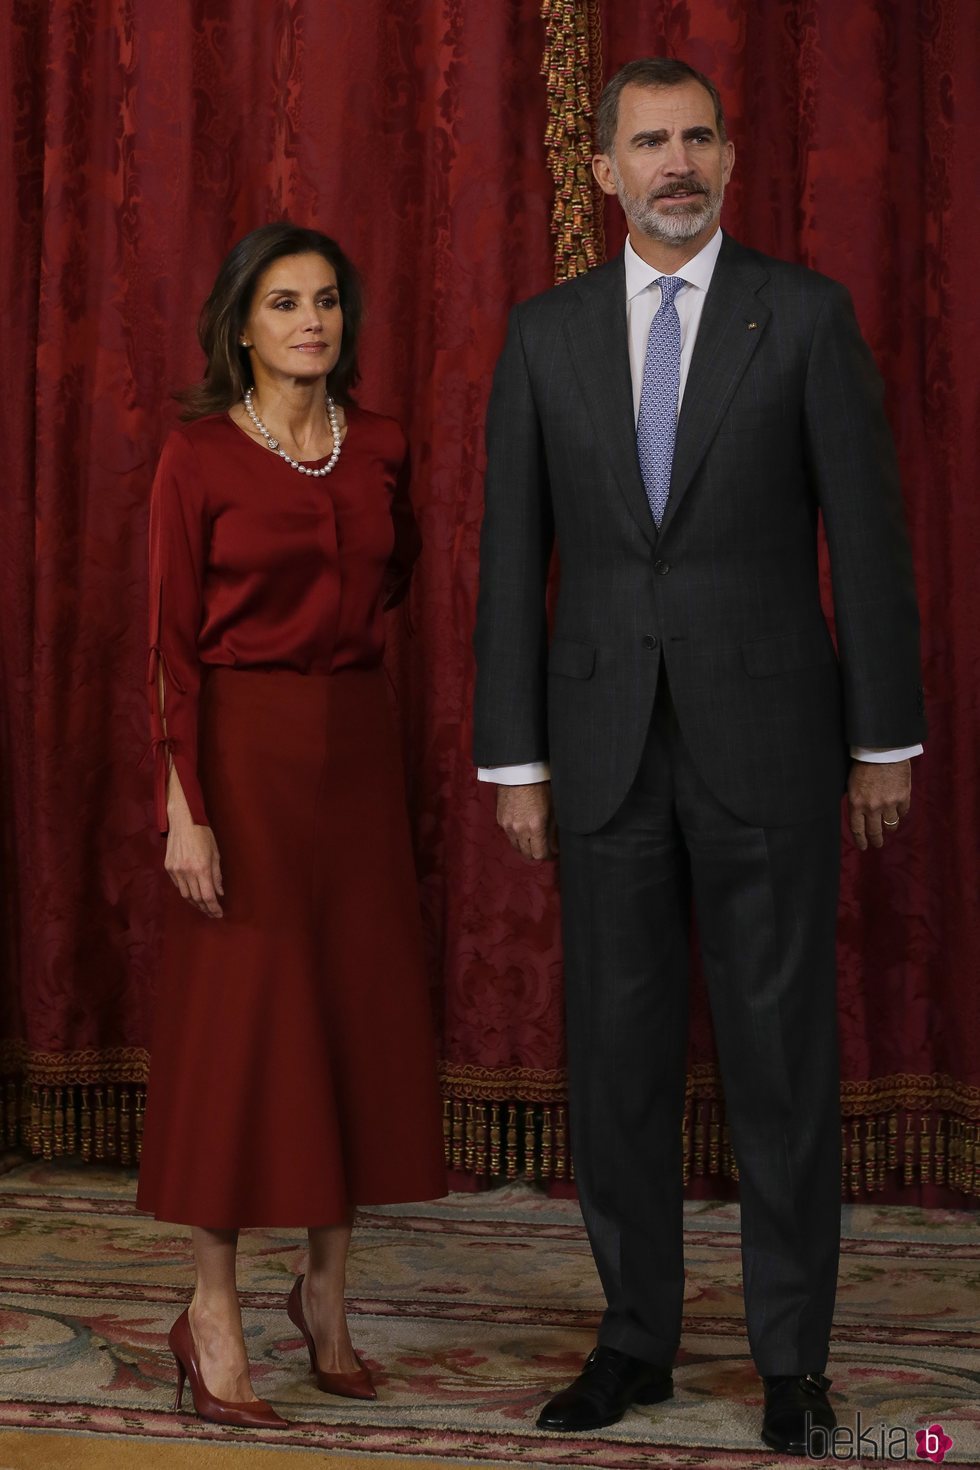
(168, 1308, 289, 1428)
(286, 1274, 377, 1400)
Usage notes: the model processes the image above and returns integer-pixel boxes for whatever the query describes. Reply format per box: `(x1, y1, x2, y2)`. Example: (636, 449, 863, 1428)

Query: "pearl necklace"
(242, 387, 342, 476)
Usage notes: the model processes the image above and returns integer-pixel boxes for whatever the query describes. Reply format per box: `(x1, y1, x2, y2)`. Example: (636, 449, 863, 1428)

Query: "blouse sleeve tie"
(145, 644, 189, 832)
(146, 643, 187, 694)
(139, 730, 176, 835)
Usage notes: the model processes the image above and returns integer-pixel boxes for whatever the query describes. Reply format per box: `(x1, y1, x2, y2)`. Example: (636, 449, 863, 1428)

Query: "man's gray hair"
(595, 58, 728, 154)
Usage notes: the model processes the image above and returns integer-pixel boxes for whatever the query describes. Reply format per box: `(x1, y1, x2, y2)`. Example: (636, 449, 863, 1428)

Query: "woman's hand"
(165, 781, 224, 917)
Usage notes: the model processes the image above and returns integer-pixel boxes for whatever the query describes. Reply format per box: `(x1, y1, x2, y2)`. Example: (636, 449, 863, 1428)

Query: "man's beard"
(611, 164, 724, 244)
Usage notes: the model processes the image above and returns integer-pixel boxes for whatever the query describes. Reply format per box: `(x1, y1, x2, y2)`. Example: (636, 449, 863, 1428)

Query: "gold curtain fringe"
(540, 0, 605, 281)
(439, 1061, 568, 1103)
(2, 1066, 977, 1199)
(0, 1041, 149, 1085)
(840, 1072, 980, 1116)
(441, 1077, 980, 1198)
(841, 1110, 979, 1197)
(440, 1093, 978, 1198)
(443, 1097, 574, 1182)
(2, 1078, 144, 1166)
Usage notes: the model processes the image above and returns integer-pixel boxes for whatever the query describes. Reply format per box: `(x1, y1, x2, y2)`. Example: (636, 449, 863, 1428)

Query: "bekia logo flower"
(916, 1423, 953, 1463)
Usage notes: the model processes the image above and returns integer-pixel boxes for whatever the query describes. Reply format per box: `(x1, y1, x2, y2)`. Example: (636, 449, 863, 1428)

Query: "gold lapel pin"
(746, 321, 758, 330)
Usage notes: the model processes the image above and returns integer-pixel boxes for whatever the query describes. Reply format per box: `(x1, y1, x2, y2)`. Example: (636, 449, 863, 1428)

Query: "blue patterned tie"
(636, 275, 684, 528)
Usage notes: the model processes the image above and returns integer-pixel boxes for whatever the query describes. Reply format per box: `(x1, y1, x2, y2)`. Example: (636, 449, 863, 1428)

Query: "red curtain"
(1, 0, 557, 1160)
(3, 0, 978, 1203)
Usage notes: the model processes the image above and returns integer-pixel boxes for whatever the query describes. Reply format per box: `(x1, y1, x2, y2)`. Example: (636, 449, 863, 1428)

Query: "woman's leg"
(188, 1226, 260, 1403)
(303, 1222, 360, 1373)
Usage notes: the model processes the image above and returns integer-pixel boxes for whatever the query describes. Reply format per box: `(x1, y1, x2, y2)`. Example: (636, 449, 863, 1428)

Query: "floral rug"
(0, 1156, 978, 1467)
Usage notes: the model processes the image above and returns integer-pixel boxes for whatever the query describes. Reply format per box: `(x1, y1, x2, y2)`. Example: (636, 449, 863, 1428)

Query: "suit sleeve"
(472, 306, 555, 767)
(803, 284, 926, 748)
(147, 429, 210, 833)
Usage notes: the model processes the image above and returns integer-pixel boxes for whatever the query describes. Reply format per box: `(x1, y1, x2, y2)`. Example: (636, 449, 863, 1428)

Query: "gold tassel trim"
(540, 0, 605, 282)
(440, 1062, 568, 1103)
(1, 1078, 144, 1165)
(837, 1109, 978, 1198)
(439, 1090, 977, 1198)
(2, 1057, 976, 1199)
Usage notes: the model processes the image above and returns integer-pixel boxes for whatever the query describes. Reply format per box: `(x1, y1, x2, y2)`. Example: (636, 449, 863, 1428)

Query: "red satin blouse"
(147, 406, 419, 832)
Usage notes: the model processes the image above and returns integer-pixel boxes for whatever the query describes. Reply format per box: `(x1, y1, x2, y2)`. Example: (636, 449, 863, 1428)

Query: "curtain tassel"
(540, 1104, 553, 1178)
(489, 1103, 502, 1175)
(555, 1103, 568, 1179)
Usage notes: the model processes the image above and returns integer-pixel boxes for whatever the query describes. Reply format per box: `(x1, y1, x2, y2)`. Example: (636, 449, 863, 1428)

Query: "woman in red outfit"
(137, 223, 446, 1428)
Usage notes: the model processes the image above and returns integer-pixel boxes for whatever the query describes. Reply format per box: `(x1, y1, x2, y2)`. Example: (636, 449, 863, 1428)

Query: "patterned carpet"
(0, 1156, 978, 1468)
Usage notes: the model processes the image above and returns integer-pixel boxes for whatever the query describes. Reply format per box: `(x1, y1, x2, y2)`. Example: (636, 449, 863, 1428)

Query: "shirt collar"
(624, 227, 724, 301)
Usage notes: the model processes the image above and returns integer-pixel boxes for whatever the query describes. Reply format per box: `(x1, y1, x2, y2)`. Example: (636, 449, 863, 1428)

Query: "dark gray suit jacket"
(473, 235, 925, 832)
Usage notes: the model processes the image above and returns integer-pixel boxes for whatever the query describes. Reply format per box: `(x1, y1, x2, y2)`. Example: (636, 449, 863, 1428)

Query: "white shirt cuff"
(850, 745, 923, 763)
(480, 749, 922, 783)
(477, 762, 551, 784)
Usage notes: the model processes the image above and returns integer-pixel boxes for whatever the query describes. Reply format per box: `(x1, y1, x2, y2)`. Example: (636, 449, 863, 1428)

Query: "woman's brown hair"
(177, 223, 363, 420)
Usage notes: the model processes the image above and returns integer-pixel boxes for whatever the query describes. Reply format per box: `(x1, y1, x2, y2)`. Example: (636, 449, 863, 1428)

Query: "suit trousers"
(557, 669, 842, 1375)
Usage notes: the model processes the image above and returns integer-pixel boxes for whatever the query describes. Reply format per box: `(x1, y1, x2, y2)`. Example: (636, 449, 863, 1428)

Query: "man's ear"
(592, 153, 619, 198)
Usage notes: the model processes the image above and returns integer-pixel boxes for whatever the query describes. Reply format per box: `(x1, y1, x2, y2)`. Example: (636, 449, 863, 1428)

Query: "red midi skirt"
(137, 667, 447, 1227)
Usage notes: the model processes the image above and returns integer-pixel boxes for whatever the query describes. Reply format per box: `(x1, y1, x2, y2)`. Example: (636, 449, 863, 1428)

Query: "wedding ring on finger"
(882, 817, 900, 828)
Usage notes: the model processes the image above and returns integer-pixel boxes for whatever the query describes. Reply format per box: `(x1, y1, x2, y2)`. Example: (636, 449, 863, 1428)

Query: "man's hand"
(496, 782, 558, 862)
(846, 759, 912, 851)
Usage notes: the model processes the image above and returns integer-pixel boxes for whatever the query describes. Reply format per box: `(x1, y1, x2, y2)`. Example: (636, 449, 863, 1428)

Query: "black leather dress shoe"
(536, 1345, 673, 1432)
(761, 1373, 835, 1454)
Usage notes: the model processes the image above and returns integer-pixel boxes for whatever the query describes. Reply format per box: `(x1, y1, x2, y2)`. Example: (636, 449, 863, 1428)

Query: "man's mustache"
(651, 182, 709, 199)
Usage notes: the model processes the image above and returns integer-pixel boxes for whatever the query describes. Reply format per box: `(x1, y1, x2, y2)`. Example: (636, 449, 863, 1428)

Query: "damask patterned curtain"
(2, 0, 978, 1203)
(2, 0, 555, 1162)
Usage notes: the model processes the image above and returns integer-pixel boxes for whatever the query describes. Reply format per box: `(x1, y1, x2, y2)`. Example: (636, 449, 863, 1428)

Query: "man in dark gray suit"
(473, 58, 924, 1455)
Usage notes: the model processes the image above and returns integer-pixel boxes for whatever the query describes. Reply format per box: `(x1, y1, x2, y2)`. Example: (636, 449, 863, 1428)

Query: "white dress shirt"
(480, 229, 921, 784)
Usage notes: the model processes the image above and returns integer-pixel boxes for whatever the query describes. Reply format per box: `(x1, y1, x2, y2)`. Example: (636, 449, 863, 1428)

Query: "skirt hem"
(135, 1177, 449, 1230)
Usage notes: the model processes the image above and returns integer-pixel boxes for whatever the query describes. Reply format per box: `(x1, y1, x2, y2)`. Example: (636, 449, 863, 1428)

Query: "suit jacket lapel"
(560, 238, 772, 547)
(658, 236, 771, 538)
(564, 256, 659, 551)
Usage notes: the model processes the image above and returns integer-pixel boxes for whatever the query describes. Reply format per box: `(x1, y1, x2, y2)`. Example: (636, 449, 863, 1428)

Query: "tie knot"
(656, 275, 684, 306)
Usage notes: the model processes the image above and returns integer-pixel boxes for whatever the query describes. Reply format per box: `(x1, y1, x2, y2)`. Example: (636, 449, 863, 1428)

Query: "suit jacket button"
(654, 559, 670, 575)
(643, 634, 658, 650)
